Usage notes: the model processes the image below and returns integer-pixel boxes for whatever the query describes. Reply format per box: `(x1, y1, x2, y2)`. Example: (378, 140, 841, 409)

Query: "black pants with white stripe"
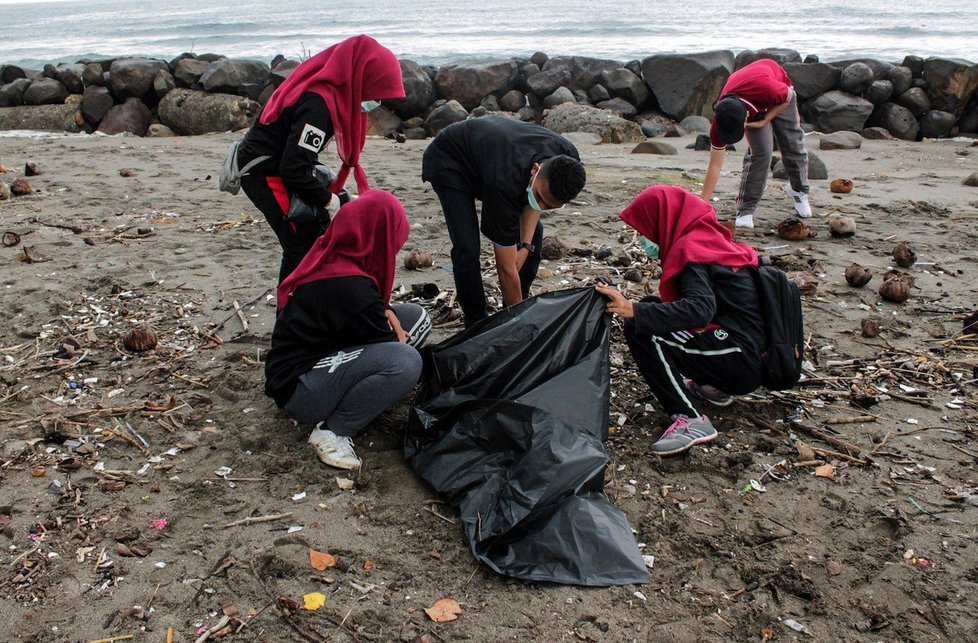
(623, 319, 763, 418)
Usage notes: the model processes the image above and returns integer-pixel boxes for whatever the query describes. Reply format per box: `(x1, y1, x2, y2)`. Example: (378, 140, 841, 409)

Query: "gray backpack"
(218, 141, 269, 195)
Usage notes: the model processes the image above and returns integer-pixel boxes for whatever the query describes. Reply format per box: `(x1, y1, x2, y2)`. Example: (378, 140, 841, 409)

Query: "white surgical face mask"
(526, 172, 562, 212)
(361, 100, 381, 112)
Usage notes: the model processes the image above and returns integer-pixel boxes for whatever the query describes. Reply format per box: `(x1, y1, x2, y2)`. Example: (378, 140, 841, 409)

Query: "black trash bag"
(405, 287, 650, 586)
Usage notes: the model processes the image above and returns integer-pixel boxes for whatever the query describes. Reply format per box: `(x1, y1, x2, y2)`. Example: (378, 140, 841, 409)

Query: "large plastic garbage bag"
(405, 288, 650, 586)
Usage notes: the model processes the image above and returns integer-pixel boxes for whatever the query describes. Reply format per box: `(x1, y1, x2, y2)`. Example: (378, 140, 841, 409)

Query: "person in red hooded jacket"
(596, 185, 766, 457)
(237, 35, 405, 282)
(264, 190, 430, 470)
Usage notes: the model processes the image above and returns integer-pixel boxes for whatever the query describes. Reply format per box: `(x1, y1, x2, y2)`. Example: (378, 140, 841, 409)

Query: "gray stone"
(886, 65, 913, 95)
(97, 97, 152, 136)
(1, 65, 27, 83)
(480, 95, 499, 112)
(734, 48, 802, 69)
(387, 59, 436, 118)
(826, 58, 894, 79)
(541, 102, 645, 143)
(587, 84, 610, 104)
(902, 55, 924, 77)
(544, 87, 576, 108)
(197, 53, 226, 63)
(878, 103, 919, 140)
(147, 123, 176, 137)
(0, 104, 81, 132)
(921, 57, 978, 114)
(864, 80, 893, 105)
(519, 63, 541, 87)
(200, 59, 270, 95)
(153, 69, 175, 98)
(572, 88, 591, 103)
(595, 97, 637, 119)
(774, 150, 827, 180)
(424, 99, 468, 135)
(625, 60, 642, 76)
(499, 90, 526, 112)
(23, 78, 68, 105)
(403, 126, 427, 140)
(804, 54, 820, 64)
(470, 106, 487, 118)
(640, 120, 667, 138)
(54, 63, 85, 94)
(81, 85, 114, 124)
(82, 63, 104, 87)
(783, 62, 841, 101)
(861, 126, 894, 140)
(679, 115, 711, 133)
(173, 58, 211, 87)
(819, 131, 862, 149)
(631, 141, 678, 155)
(641, 50, 735, 120)
(158, 88, 261, 134)
(366, 105, 402, 137)
(957, 106, 978, 134)
(110, 58, 169, 102)
(516, 106, 540, 122)
(530, 52, 548, 67)
(801, 90, 873, 133)
(919, 110, 956, 138)
(896, 87, 931, 117)
(269, 59, 300, 85)
(963, 171, 978, 187)
(435, 60, 517, 110)
(403, 116, 424, 129)
(527, 56, 621, 96)
(839, 63, 875, 95)
(0, 79, 30, 107)
(599, 68, 649, 107)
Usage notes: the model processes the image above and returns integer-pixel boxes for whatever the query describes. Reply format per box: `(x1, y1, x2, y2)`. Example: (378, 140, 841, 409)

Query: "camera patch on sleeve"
(297, 123, 327, 152)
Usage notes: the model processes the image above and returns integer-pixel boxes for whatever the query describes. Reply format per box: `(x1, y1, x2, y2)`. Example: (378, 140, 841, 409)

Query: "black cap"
(714, 97, 748, 145)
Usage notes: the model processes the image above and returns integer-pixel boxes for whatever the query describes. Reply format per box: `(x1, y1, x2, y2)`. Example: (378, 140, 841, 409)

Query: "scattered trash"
(335, 477, 355, 490)
(783, 618, 813, 636)
(425, 598, 462, 623)
(302, 592, 326, 611)
(309, 549, 336, 571)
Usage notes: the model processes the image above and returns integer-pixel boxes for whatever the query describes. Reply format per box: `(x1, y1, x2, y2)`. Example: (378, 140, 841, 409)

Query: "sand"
(0, 128, 977, 642)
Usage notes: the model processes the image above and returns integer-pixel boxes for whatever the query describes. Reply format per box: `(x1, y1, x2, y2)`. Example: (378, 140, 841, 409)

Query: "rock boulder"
(386, 60, 436, 118)
(801, 90, 873, 133)
(0, 104, 81, 132)
(641, 50, 735, 120)
(878, 102, 919, 140)
(110, 58, 169, 102)
(598, 68, 649, 107)
(435, 60, 517, 110)
(918, 109, 955, 138)
(97, 97, 152, 136)
(541, 102, 644, 143)
(81, 85, 114, 124)
(158, 88, 261, 134)
(424, 100, 468, 135)
(783, 62, 840, 101)
(921, 57, 978, 115)
(23, 78, 68, 105)
(199, 59, 270, 95)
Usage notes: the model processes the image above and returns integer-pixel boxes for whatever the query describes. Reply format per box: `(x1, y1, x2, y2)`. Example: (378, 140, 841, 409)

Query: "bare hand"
(594, 284, 635, 318)
(385, 309, 408, 343)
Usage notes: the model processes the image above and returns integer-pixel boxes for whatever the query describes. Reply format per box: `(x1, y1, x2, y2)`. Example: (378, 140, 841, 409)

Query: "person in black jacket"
(422, 116, 586, 327)
(265, 190, 430, 470)
(236, 35, 405, 283)
(596, 185, 765, 457)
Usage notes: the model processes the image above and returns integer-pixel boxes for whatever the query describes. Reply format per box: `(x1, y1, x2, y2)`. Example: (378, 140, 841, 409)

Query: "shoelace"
(662, 416, 691, 438)
(334, 436, 357, 458)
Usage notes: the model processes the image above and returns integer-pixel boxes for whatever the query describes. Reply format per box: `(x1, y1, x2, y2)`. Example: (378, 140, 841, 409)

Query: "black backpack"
(751, 264, 805, 390)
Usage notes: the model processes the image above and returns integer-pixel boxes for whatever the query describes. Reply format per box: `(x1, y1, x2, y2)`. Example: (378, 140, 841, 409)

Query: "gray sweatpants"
(284, 303, 431, 436)
(736, 91, 809, 217)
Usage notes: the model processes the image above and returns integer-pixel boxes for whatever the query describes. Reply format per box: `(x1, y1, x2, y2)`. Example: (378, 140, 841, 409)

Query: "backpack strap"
(237, 154, 271, 178)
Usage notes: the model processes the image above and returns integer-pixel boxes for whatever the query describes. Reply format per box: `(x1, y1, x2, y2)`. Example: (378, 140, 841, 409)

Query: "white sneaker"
(784, 186, 812, 218)
(735, 213, 755, 228)
(308, 424, 361, 470)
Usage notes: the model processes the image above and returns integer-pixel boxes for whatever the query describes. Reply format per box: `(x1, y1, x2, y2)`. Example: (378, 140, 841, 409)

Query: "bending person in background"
(264, 191, 430, 470)
(422, 115, 586, 327)
(700, 59, 811, 229)
(237, 35, 405, 282)
(596, 185, 764, 457)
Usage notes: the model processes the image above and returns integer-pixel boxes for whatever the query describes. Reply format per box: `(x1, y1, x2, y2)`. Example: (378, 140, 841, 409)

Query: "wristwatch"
(517, 241, 536, 253)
